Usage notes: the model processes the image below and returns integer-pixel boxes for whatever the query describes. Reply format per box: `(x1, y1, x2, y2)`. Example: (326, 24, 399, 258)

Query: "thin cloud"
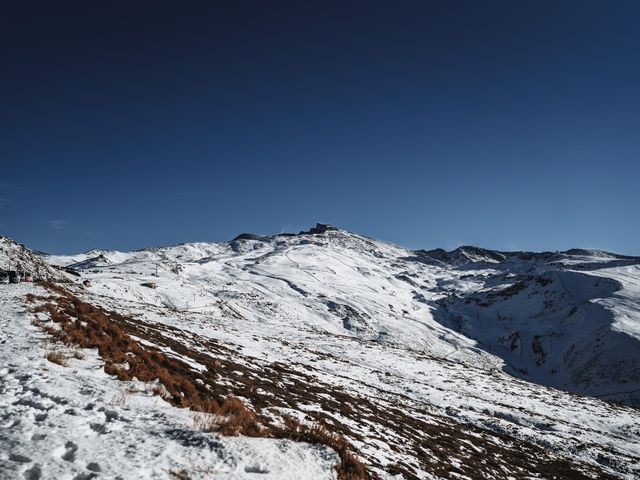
(48, 220, 70, 231)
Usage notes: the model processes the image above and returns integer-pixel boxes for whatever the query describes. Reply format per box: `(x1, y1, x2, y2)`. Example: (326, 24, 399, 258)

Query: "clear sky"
(1, 1, 639, 254)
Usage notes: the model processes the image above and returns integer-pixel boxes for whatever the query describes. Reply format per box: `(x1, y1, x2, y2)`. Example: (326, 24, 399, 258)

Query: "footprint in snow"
(61, 441, 78, 462)
(72, 473, 97, 480)
(244, 465, 270, 474)
(89, 422, 107, 434)
(23, 464, 42, 480)
(9, 453, 31, 463)
(99, 408, 118, 422)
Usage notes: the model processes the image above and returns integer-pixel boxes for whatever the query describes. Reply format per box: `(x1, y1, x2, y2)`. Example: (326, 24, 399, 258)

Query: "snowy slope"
(3, 225, 640, 478)
(45, 225, 640, 406)
(433, 251, 640, 406)
(45, 226, 492, 362)
(0, 285, 338, 480)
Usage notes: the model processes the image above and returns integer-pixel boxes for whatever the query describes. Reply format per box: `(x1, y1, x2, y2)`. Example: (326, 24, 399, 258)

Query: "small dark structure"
(2, 270, 32, 284)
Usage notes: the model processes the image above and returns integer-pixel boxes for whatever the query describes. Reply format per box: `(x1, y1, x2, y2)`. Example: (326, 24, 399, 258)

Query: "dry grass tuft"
(190, 396, 264, 436)
(192, 412, 219, 432)
(110, 392, 127, 407)
(71, 348, 84, 360)
(46, 350, 68, 367)
(279, 417, 367, 480)
(168, 469, 190, 480)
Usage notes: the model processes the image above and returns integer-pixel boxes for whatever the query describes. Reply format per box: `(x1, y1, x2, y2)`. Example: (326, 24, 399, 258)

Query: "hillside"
(2, 225, 640, 479)
(0, 236, 68, 281)
(46, 224, 640, 407)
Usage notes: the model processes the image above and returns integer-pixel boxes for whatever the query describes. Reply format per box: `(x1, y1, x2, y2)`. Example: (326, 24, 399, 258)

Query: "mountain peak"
(299, 223, 339, 235)
(232, 223, 340, 243)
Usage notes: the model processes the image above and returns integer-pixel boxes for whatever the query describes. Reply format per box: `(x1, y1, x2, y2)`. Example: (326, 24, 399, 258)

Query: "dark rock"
(231, 233, 267, 242)
(300, 223, 338, 235)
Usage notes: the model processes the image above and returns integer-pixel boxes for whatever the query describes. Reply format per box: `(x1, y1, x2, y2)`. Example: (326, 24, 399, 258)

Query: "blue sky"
(1, 1, 639, 254)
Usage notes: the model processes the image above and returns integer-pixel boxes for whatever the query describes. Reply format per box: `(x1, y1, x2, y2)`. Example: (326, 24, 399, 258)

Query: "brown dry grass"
(192, 412, 218, 432)
(167, 470, 190, 480)
(279, 417, 367, 480)
(30, 281, 367, 480)
(71, 348, 84, 360)
(46, 350, 68, 366)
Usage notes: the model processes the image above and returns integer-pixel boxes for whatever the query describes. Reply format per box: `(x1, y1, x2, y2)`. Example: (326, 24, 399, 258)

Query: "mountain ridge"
(30, 224, 640, 408)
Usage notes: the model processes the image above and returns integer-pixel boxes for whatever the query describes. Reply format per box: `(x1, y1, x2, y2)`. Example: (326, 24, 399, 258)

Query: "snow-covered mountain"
(434, 253, 640, 404)
(2, 225, 640, 479)
(44, 224, 640, 407)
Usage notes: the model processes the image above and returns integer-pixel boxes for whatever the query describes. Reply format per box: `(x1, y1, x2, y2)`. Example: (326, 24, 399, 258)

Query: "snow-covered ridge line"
(16, 223, 640, 407)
